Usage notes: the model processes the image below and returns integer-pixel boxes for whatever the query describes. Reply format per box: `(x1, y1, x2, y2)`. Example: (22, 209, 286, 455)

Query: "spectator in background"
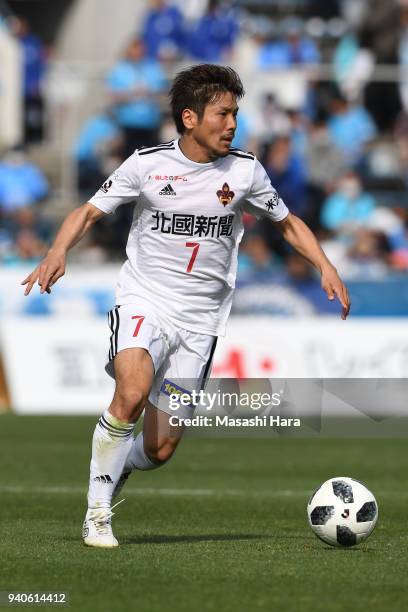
(253, 94, 291, 148)
(282, 17, 320, 67)
(333, 27, 375, 103)
(328, 92, 377, 167)
(262, 136, 307, 218)
(399, 5, 408, 112)
(345, 228, 390, 279)
(389, 207, 408, 270)
(255, 135, 309, 259)
(142, 0, 185, 62)
(187, 0, 239, 62)
(257, 28, 288, 70)
(73, 109, 123, 199)
(106, 38, 167, 159)
(258, 17, 320, 69)
(394, 109, 408, 186)
(320, 170, 375, 233)
(0, 148, 50, 264)
(287, 109, 309, 160)
(2, 227, 47, 265)
(352, 204, 408, 272)
(238, 231, 282, 281)
(360, 0, 401, 131)
(8, 16, 47, 143)
(307, 114, 346, 191)
(305, 114, 346, 230)
(0, 147, 48, 216)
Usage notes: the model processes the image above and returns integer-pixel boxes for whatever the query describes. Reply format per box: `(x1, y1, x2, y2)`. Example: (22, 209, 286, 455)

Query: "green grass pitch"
(1, 414, 408, 612)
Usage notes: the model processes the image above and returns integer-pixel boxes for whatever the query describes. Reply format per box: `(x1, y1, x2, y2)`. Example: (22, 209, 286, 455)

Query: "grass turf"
(0, 415, 407, 612)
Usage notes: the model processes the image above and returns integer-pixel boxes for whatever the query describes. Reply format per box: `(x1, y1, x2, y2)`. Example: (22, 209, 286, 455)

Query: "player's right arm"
(22, 150, 142, 295)
(21, 202, 106, 295)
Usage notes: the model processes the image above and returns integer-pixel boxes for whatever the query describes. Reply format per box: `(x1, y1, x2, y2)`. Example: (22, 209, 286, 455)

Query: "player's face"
(194, 92, 238, 159)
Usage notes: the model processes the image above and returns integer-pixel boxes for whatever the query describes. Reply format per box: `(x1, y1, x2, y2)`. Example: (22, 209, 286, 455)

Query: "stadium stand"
(1, 0, 408, 315)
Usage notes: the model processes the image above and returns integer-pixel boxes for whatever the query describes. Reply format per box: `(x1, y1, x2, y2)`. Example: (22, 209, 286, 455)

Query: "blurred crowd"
(1, 0, 408, 288)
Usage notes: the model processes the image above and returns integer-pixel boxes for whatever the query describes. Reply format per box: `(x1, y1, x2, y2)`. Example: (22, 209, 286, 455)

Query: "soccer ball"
(307, 476, 378, 547)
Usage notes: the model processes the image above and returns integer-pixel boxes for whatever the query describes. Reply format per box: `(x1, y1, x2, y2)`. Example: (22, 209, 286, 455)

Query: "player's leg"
(113, 329, 217, 498)
(111, 401, 186, 501)
(119, 400, 185, 471)
(143, 401, 185, 463)
(87, 348, 154, 505)
(83, 303, 169, 547)
(83, 347, 154, 548)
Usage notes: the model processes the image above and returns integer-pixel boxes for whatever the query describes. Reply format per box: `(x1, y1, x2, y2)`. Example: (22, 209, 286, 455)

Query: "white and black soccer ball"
(307, 477, 378, 547)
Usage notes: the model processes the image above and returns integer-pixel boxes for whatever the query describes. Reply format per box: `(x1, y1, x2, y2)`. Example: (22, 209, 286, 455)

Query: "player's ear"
(181, 108, 198, 131)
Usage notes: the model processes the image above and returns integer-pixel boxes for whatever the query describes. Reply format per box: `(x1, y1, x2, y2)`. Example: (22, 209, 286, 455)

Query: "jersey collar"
(174, 138, 225, 168)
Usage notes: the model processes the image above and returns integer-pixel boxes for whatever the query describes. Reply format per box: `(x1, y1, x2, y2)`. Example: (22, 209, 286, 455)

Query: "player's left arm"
(274, 212, 351, 320)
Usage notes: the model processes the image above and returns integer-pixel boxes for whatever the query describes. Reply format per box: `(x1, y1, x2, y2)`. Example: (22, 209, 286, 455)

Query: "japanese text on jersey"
(151, 212, 234, 238)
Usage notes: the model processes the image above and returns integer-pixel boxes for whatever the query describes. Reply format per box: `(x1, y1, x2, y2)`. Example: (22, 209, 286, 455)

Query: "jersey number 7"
(185, 242, 200, 273)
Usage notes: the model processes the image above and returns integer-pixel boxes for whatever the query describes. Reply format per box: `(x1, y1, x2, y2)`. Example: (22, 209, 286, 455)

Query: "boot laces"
(89, 499, 125, 535)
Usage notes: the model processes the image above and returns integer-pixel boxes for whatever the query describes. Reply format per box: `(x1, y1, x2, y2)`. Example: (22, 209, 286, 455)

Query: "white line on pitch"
(0, 485, 309, 497)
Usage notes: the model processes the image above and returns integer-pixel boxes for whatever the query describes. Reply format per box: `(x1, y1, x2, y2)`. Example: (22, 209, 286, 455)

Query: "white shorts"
(105, 302, 217, 418)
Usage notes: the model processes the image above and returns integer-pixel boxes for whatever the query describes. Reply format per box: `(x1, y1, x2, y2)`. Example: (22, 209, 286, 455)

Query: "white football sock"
(125, 432, 159, 471)
(87, 409, 135, 509)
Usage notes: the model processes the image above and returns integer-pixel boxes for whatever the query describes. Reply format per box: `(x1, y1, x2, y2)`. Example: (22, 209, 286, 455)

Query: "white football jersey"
(89, 139, 289, 336)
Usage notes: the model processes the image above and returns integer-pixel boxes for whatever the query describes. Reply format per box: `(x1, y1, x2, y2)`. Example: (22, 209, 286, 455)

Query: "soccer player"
(22, 64, 350, 548)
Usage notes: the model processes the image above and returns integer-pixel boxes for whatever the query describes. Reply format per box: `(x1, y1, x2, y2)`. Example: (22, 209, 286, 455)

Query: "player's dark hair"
(169, 64, 245, 134)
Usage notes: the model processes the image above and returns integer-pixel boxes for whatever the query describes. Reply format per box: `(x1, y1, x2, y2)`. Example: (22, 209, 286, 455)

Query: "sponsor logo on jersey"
(159, 184, 177, 196)
(148, 175, 188, 182)
(151, 212, 234, 237)
(216, 182, 235, 206)
(100, 179, 113, 193)
(265, 192, 279, 211)
(160, 379, 194, 408)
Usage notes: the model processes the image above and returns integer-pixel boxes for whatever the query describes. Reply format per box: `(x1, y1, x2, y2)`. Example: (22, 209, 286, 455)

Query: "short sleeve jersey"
(89, 139, 289, 336)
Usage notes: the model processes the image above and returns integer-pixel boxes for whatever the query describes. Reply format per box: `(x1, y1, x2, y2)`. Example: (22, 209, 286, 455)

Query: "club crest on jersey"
(216, 183, 235, 206)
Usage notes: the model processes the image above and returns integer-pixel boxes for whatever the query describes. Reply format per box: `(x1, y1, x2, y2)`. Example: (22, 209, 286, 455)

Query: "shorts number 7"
(185, 242, 200, 273)
(131, 315, 145, 337)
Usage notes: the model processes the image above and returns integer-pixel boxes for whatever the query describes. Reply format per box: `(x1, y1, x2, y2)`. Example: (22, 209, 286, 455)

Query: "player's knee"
(113, 387, 148, 420)
(144, 437, 178, 465)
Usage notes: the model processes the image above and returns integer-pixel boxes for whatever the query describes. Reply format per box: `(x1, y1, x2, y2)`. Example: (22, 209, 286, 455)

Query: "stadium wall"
(1, 314, 407, 415)
(1, 267, 407, 415)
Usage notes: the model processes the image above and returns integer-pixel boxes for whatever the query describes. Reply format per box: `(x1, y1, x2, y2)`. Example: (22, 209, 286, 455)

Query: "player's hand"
(21, 249, 66, 296)
(321, 265, 350, 320)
